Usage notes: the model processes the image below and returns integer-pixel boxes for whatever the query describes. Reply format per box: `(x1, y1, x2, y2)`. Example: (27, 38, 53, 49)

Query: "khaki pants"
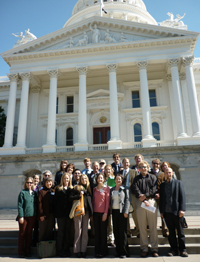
(136, 198, 158, 252)
(127, 194, 140, 235)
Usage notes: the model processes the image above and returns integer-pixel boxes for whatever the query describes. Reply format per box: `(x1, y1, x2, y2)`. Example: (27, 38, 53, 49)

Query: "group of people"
(17, 153, 188, 258)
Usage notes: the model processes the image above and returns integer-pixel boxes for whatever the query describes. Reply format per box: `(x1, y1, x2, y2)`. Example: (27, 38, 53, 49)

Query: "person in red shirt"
(92, 173, 110, 258)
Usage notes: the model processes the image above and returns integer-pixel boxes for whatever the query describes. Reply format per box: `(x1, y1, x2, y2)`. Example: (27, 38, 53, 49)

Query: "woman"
(104, 165, 115, 247)
(73, 174, 93, 258)
(32, 174, 40, 246)
(33, 174, 40, 192)
(55, 173, 80, 257)
(54, 160, 68, 186)
(110, 174, 130, 258)
(38, 177, 55, 242)
(92, 173, 110, 258)
(18, 177, 37, 258)
(66, 163, 75, 182)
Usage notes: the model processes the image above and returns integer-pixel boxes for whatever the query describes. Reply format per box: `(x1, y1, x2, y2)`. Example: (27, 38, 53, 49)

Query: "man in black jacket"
(159, 167, 188, 257)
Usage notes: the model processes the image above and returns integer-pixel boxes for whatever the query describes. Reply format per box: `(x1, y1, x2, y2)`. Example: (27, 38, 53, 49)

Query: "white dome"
(64, 0, 157, 27)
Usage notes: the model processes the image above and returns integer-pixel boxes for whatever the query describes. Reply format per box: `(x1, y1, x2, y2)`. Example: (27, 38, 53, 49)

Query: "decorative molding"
(47, 69, 59, 78)
(168, 58, 180, 68)
(30, 85, 41, 93)
(137, 61, 148, 70)
(76, 66, 88, 75)
(166, 74, 172, 81)
(182, 56, 194, 67)
(106, 63, 118, 72)
(20, 72, 31, 81)
(7, 73, 18, 82)
(179, 73, 186, 81)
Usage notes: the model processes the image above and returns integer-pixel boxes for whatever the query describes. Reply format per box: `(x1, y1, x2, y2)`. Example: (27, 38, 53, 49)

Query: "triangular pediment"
(87, 89, 124, 99)
(1, 16, 198, 64)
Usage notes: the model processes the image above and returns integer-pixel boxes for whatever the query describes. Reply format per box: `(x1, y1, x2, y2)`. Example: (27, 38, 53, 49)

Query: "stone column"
(3, 74, 18, 148)
(168, 58, 188, 143)
(137, 61, 156, 147)
(15, 73, 31, 152)
(182, 56, 200, 140)
(42, 70, 59, 153)
(74, 67, 88, 151)
(107, 63, 122, 150)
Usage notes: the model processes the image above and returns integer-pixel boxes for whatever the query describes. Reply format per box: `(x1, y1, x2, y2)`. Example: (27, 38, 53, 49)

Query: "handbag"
(74, 194, 85, 217)
(37, 240, 56, 258)
(69, 200, 79, 219)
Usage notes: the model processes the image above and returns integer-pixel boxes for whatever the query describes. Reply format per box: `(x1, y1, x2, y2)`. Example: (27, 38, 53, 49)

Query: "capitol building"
(0, 0, 200, 210)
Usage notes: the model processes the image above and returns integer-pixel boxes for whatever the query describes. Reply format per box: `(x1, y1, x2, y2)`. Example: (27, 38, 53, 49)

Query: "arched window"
(134, 123, 142, 142)
(66, 128, 73, 146)
(152, 122, 160, 140)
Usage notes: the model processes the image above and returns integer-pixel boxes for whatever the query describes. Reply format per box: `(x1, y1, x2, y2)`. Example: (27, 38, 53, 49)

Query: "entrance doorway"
(93, 127, 110, 144)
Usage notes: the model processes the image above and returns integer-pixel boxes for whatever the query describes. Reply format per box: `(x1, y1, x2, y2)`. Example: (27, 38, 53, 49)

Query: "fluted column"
(74, 67, 88, 151)
(182, 56, 200, 137)
(168, 58, 188, 138)
(42, 70, 59, 153)
(106, 63, 122, 150)
(3, 74, 18, 148)
(16, 73, 31, 150)
(137, 61, 155, 147)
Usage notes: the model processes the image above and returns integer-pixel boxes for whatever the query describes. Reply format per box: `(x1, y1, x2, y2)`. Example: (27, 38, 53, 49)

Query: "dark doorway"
(93, 127, 110, 144)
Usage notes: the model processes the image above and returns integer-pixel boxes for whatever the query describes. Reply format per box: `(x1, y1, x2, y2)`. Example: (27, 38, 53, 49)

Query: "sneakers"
(181, 251, 188, 257)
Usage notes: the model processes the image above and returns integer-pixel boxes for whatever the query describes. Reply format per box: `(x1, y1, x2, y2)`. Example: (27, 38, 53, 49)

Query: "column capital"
(7, 73, 18, 82)
(166, 74, 172, 81)
(182, 56, 194, 67)
(137, 61, 148, 70)
(106, 63, 118, 72)
(76, 66, 88, 75)
(30, 85, 41, 93)
(20, 72, 31, 81)
(47, 69, 59, 78)
(168, 58, 180, 68)
(179, 73, 186, 80)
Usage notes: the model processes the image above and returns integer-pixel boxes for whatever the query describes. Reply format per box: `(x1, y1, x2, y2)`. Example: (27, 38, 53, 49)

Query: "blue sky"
(0, 0, 199, 76)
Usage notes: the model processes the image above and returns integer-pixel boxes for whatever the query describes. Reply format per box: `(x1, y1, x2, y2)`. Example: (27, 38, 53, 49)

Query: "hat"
(99, 159, 106, 164)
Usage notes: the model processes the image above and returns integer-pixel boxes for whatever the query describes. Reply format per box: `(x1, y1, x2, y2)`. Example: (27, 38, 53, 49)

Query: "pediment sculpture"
(160, 13, 187, 30)
(12, 29, 37, 47)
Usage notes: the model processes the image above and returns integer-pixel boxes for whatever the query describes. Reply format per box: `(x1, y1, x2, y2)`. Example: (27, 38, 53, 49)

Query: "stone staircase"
(0, 227, 200, 257)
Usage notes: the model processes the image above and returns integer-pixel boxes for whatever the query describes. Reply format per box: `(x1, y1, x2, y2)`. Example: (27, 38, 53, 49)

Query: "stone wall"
(0, 145, 200, 210)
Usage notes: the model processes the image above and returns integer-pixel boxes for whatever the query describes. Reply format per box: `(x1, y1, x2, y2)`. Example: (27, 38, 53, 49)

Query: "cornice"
(123, 79, 164, 88)
(2, 36, 197, 66)
(123, 105, 168, 114)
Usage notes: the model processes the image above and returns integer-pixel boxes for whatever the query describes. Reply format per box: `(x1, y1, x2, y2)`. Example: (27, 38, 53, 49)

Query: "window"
(55, 129, 57, 145)
(149, 90, 157, 107)
(66, 128, 73, 146)
(66, 96, 74, 113)
(132, 91, 140, 108)
(56, 97, 58, 114)
(134, 123, 142, 142)
(152, 122, 160, 140)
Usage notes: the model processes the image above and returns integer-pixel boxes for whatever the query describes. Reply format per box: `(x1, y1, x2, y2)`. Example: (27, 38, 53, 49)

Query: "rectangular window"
(149, 90, 157, 107)
(66, 96, 74, 113)
(56, 97, 58, 114)
(132, 91, 140, 108)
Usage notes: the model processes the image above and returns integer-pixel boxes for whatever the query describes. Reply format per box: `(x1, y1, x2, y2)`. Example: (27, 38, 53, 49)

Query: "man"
(72, 169, 81, 186)
(81, 158, 93, 176)
(88, 161, 100, 192)
(38, 170, 52, 191)
(99, 159, 106, 173)
(131, 160, 158, 257)
(131, 154, 144, 173)
(149, 158, 162, 177)
(111, 153, 123, 176)
(120, 158, 139, 237)
(159, 168, 188, 257)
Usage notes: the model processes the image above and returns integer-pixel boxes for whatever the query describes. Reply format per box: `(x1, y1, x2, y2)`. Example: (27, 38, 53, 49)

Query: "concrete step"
(0, 244, 200, 256)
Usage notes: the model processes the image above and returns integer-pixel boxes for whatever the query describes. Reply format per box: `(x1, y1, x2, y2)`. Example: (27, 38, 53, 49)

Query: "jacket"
(159, 179, 186, 216)
(38, 187, 55, 219)
(18, 189, 37, 218)
(110, 186, 130, 214)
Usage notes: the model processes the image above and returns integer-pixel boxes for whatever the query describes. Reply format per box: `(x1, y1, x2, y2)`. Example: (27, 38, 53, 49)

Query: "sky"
(0, 0, 200, 77)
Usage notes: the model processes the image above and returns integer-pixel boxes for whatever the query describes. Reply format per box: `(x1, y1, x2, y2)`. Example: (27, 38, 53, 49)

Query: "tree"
(0, 106, 6, 147)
